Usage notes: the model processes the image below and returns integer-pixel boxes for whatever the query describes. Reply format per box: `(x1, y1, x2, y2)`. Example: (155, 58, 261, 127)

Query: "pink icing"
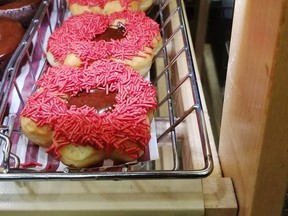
(68, 0, 140, 8)
(21, 60, 157, 160)
(47, 11, 160, 65)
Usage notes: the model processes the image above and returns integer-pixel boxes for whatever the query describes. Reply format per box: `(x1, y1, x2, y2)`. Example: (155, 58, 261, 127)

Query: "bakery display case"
(0, 0, 215, 179)
(0, 0, 283, 215)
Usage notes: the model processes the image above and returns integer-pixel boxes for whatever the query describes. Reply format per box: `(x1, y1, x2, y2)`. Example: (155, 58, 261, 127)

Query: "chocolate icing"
(0, 0, 41, 28)
(68, 89, 117, 113)
(0, 17, 25, 77)
(0, 0, 15, 6)
(93, 25, 126, 42)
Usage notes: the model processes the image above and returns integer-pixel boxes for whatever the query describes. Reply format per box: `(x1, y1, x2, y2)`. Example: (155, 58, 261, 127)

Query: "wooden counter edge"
(202, 177, 238, 216)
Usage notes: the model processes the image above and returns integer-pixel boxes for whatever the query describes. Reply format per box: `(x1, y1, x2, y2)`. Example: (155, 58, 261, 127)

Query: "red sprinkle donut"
(67, 0, 154, 15)
(20, 60, 157, 168)
(46, 10, 162, 77)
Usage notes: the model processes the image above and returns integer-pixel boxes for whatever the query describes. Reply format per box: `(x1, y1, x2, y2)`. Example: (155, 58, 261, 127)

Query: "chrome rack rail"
(0, 0, 213, 180)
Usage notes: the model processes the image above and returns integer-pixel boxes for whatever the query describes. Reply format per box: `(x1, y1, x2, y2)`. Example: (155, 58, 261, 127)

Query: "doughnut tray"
(0, 0, 213, 180)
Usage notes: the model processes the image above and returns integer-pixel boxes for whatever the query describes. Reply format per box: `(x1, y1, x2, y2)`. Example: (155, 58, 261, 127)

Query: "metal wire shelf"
(0, 0, 213, 180)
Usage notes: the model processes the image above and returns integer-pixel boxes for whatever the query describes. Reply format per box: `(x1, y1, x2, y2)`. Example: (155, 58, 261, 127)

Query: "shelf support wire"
(157, 0, 180, 171)
(176, 0, 213, 170)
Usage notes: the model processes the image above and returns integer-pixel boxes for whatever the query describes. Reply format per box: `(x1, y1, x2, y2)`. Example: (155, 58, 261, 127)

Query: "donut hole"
(92, 22, 126, 42)
(67, 88, 117, 114)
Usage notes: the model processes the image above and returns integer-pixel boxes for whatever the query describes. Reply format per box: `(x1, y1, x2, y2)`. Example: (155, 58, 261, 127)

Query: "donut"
(0, 0, 41, 28)
(0, 16, 25, 77)
(67, 0, 154, 15)
(20, 60, 157, 168)
(46, 11, 162, 77)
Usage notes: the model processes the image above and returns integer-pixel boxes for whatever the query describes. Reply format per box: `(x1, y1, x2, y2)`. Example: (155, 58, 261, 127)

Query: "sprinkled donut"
(20, 60, 157, 168)
(67, 0, 154, 15)
(46, 11, 162, 77)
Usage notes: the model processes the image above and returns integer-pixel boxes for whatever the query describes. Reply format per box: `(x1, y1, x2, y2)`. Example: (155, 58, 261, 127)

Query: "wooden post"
(194, 0, 211, 71)
(219, 0, 288, 215)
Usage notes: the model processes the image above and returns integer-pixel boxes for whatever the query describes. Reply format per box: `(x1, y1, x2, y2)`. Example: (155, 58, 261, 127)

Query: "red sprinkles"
(68, 0, 139, 8)
(47, 10, 160, 65)
(21, 60, 157, 160)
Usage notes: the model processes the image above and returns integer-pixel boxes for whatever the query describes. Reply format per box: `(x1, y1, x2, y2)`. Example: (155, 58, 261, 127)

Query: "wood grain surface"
(219, 0, 288, 215)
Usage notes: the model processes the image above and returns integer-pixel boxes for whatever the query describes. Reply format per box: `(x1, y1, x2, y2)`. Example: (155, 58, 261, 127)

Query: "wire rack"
(0, 0, 213, 180)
